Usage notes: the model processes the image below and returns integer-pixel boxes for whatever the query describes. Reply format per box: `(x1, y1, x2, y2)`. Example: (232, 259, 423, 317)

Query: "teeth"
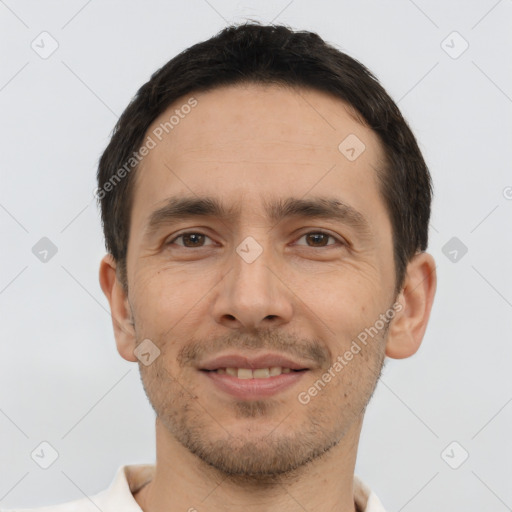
(253, 368, 270, 378)
(237, 368, 253, 379)
(218, 367, 298, 378)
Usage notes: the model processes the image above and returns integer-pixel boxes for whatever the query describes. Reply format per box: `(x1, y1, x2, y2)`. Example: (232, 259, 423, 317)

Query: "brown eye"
(296, 231, 342, 248)
(168, 232, 214, 248)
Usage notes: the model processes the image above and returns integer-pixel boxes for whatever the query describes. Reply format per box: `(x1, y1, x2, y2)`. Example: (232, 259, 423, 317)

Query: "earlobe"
(99, 254, 138, 362)
(385, 252, 437, 359)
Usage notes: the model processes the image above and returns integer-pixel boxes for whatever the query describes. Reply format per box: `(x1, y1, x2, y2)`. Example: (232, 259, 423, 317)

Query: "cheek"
(130, 265, 217, 337)
(289, 263, 383, 340)
(130, 250, 386, 347)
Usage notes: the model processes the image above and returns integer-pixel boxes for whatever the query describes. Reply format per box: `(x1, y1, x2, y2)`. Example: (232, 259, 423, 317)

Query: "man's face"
(124, 83, 397, 476)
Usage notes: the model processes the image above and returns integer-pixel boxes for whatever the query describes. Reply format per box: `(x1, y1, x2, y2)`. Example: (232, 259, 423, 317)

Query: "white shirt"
(3, 464, 387, 512)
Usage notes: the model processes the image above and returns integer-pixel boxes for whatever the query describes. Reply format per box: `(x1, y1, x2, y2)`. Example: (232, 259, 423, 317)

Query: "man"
(8, 22, 436, 512)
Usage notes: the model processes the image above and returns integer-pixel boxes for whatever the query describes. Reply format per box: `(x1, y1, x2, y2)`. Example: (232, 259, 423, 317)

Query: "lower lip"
(202, 370, 307, 399)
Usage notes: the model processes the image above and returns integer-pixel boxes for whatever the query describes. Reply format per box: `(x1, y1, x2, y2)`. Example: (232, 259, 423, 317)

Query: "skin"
(99, 83, 437, 512)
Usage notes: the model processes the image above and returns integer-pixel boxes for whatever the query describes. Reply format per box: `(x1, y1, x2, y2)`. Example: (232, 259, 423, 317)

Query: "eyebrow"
(144, 195, 373, 239)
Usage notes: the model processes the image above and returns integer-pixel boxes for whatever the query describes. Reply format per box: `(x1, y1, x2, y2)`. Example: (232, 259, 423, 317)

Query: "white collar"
(99, 464, 387, 512)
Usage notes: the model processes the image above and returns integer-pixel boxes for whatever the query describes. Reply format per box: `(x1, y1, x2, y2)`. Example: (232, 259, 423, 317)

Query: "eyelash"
(166, 231, 345, 249)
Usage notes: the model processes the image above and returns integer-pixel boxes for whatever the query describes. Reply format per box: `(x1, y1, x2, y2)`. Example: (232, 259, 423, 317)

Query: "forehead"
(130, 83, 388, 234)
(143, 83, 381, 163)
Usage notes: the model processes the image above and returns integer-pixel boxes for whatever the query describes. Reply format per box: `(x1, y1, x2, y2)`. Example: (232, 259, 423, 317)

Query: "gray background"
(1, 0, 511, 510)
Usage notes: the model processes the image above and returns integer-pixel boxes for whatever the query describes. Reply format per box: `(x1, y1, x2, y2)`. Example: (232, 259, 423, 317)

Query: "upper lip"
(199, 352, 311, 371)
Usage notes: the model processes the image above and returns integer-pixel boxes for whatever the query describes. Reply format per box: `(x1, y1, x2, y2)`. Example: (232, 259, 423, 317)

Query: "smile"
(204, 367, 304, 378)
(201, 367, 308, 399)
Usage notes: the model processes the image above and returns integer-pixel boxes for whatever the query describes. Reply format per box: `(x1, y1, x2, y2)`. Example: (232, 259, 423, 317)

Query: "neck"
(134, 415, 364, 512)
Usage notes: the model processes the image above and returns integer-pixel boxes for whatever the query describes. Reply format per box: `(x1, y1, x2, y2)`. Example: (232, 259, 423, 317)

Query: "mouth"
(198, 353, 311, 399)
(202, 367, 306, 378)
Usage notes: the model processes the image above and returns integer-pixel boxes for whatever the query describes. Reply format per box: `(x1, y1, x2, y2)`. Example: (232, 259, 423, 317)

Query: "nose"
(211, 240, 294, 332)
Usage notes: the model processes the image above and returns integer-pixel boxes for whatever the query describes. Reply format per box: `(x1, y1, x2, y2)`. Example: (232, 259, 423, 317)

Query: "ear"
(99, 254, 138, 362)
(385, 251, 437, 359)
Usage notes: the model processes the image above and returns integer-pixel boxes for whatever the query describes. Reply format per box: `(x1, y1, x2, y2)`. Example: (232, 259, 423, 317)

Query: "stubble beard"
(136, 327, 387, 482)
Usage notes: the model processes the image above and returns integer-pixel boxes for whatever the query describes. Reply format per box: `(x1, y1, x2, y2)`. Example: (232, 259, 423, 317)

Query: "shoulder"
(354, 474, 388, 512)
